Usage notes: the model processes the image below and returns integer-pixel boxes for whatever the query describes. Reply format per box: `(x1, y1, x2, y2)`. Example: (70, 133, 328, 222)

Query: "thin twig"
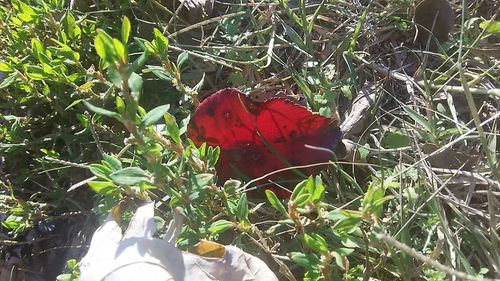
(378, 233, 500, 281)
(416, 82, 500, 97)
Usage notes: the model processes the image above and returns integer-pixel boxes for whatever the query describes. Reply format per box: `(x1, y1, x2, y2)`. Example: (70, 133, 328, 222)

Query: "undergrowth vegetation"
(0, 0, 499, 280)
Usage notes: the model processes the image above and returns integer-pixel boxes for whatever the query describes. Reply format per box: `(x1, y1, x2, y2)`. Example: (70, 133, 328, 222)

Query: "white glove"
(79, 202, 278, 281)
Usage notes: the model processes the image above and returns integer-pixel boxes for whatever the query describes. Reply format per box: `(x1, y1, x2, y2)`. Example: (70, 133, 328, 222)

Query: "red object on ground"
(187, 88, 341, 197)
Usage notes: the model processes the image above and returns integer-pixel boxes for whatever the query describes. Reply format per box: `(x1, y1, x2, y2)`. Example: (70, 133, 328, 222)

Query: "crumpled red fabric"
(188, 88, 341, 197)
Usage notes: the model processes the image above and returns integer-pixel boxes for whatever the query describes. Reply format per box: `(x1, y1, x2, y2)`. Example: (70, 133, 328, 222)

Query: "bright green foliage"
(56, 259, 80, 281)
(0, 0, 99, 237)
(1, 0, 498, 280)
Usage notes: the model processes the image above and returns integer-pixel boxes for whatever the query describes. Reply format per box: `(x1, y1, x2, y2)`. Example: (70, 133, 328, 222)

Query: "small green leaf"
(89, 164, 113, 180)
(66, 259, 78, 269)
(153, 28, 168, 57)
(148, 67, 173, 81)
(66, 99, 82, 110)
(115, 96, 125, 114)
(303, 233, 328, 253)
(144, 41, 156, 54)
(293, 193, 310, 207)
(79, 82, 94, 90)
(335, 247, 355, 256)
(325, 210, 362, 234)
(362, 180, 394, 218)
(113, 38, 127, 64)
(359, 143, 370, 160)
(87, 181, 118, 196)
(66, 259, 77, 269)
(56, 274, 72, 281)
(332, 251, 345, 269)
(236, 193, 249, 222)
(134, 37, 148, 51)
(26, 65, 48, 80)
(128, 72, 143, 96)
(305, 175, 315, 193)
(137, 104, 146, 116)
(310, 183, 325, 203)
(437, 128, 460, 140)
(223, 180, 241, 195)
(107, 66, 122, 87)
(121, 16, 131, 44)
(50, 39, 80, 61)
(198, 142, 207, 158)
(227, 199, 238, 217)
(0, 62, 13, 72)
(0, 74, 16, 89)
(63, 13, 81, 40)
(102, 154, 122, 171)
(207, 146, 220, 168)
(190, 173, 214, 190)
(96, 30, 117, 64)
(126, 51, 149, 76)
(140, 104, 170, 128)
(479, 20, 500, 35)
(17, 1, 36, 16)
(208, 220, 234, 234)
(291, 179, 308, 201)
(110, 167, 150, 186)
(265, 190, 287, 216)
(94, 36, 106, 60)
(176, 52, 189, 69)
(290, 252, 320, 268)
(83, 100, 121, 119)
(382, 131, 411, 149)
(164, 112, 180, 143)
(341, 84, 353, 100)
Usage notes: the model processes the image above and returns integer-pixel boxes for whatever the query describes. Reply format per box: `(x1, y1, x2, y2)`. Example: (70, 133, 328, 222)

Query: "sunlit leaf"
(110, 167, 151, 186)
(121, 16, 131, 44)
(140, 104, 170, 128)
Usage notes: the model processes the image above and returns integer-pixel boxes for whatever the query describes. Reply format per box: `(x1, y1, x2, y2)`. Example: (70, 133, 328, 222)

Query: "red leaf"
(188, 88, 341, 197)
